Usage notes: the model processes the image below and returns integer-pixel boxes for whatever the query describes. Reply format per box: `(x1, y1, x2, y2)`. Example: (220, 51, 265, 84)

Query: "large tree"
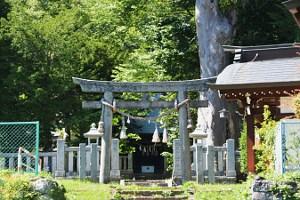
(195, 0, 234, 145)
(195, 0, 299, 145)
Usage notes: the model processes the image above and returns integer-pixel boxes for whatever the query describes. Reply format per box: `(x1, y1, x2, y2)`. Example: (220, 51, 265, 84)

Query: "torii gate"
(73, 77, 215, 183)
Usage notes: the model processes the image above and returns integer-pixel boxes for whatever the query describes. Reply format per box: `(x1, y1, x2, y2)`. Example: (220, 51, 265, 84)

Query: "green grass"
(183, 182, 251, 200)
(57, 179, 112, 200)
(0, 170, 251, 200)
(58, 180, 250, 200)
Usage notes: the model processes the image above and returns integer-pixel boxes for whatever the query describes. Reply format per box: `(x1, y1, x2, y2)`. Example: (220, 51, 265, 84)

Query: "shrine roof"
(209, 57, 300, 90)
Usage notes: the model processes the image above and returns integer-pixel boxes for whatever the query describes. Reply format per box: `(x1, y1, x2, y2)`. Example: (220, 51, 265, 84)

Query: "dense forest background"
(0, 0, 299, 149)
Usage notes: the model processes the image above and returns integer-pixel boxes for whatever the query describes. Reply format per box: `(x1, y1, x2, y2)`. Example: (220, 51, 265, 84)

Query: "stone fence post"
(110, 139, 120, 181)
(91, 143, 98, 181)
(55, 139, 65, 177)
(195, 144, 204, 183)
(226, 139, 236, 177)
(79, 143, 86, 180)
(207, 145, 215, 183)
(173, 139, 183, 184)
(128, 153, 133, 174)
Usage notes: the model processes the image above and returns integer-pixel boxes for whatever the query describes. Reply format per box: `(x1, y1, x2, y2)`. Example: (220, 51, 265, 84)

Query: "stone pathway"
(112, 180, 194, 200)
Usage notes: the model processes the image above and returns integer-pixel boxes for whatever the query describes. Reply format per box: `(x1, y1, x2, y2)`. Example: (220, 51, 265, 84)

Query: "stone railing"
(173, 138, 236, 184)
(0, 139, 133, 181)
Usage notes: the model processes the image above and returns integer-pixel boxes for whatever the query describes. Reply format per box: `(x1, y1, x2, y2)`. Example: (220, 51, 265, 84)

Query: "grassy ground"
(57, 179, 112, 200)
(183, 182, 250, 200)
(57, 180, 250, 200)
(0, 171, 250, 200)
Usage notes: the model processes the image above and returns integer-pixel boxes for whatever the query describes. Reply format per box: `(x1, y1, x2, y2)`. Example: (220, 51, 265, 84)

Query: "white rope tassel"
(126, 116, 131, 124)
(120, 117, 128, 139)
(162, 127, 168, 143)
(152, 124, 160, 143)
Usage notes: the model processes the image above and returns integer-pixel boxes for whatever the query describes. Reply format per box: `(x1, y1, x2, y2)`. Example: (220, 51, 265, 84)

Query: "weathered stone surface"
(251, 177, 298, 200)
(251, 177, 273, 200)
(55, 139, 65, 177)
(31, 178, 66, 200)
(110, 139, 120, 181)
(73, 77, 214, 93)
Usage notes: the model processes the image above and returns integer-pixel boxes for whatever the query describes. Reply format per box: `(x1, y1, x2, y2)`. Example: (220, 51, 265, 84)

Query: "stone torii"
(73, 77, 215, 183)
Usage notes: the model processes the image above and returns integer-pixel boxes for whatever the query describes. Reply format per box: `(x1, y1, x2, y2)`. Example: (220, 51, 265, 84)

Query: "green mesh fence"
(0, 122, 39, 175)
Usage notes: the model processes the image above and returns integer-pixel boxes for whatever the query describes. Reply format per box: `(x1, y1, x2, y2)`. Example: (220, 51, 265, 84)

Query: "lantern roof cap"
(84, 123, 102, 138)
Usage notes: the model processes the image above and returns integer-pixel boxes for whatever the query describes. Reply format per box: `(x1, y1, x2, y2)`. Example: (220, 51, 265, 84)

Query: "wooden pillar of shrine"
(246, 114, 255, 173)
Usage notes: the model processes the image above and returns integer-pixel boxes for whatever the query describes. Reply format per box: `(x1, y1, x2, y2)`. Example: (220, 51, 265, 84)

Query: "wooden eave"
(209, 81, 300, 91)
(211, 85, 300, 100)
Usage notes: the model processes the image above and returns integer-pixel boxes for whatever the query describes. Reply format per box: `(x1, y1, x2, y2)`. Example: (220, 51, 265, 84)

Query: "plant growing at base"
(254, 105, 277, 174)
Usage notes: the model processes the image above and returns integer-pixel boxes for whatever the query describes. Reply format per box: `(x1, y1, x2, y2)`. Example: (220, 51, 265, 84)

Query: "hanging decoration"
(162, 127, 168, 143)
(187, 97, 193, 129)
(101, 98, 193, 142)
(127, 116, 131, 124)
(97, 121, 104, 137)
(187, 119, 193, 129)
(152, 124, 160, 143)
(120, 117, 128, 139)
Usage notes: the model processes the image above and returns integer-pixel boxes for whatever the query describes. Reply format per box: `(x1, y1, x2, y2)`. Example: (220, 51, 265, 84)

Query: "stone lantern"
(189, 124, 208, 140)
(84, 122, 103, 145)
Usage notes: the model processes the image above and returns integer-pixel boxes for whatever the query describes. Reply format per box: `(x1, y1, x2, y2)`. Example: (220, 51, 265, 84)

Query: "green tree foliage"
(293, 93, 300, 119)
(0, 0, 198, 148)
(239, 121, 247, 173)
(113, 0, 199, 81)
(233, 0, 300, 45)
(0, 0, 120, 148)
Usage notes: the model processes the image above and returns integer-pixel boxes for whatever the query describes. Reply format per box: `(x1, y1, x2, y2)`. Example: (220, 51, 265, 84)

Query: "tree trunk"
(195, 0, 234, 145)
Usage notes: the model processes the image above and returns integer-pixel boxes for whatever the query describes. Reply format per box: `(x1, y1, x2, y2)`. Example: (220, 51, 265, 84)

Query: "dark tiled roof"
(210, 57, 300, 90)
(283, 0, 300, 10)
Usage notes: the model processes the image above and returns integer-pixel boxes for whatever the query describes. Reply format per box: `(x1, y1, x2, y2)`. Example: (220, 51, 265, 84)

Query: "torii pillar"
(99, 92, 113, 183)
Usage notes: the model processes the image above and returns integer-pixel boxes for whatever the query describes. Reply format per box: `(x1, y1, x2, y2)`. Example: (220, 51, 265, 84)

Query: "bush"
(294, 93, 300, 119)
(0, 171, 39, 200)
(261, 172, 300, 199)
(0, 170, 65, 200)
(254, 105, 277, 174)
(239, 121, 247, 174)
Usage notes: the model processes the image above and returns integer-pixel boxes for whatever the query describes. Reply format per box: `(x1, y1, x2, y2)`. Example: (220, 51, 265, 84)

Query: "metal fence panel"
(0, 122, 39, 175)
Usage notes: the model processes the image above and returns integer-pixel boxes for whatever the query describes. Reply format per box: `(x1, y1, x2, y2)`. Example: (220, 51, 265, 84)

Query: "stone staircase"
(111, 180, 193, 200)
(122, 179, 169, 187)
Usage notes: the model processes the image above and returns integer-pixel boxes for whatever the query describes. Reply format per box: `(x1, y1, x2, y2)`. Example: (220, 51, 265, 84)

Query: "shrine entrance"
(73, 77, 215, 183)
(132, 135, 167, 179)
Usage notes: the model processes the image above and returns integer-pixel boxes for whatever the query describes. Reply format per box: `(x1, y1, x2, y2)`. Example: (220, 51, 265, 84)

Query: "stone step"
(122, 179, 169, 187)
(191, 175, 236, 184)
(125, 179, 167, 183)
(125, 182, 168, 187)
(117, 195, 189, 200)
(119, 189, 185, 196)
